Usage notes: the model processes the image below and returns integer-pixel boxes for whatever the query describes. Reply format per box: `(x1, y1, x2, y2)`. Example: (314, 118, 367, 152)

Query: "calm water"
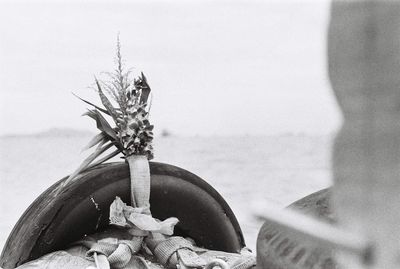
(0, 134, 332, 253)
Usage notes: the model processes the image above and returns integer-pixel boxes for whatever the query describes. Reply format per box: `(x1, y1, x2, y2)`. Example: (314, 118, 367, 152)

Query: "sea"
(0, 131, 332, 254)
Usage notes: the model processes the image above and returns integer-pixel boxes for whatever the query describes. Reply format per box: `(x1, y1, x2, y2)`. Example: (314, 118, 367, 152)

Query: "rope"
(151, 236, 206, 268)
(81, 234, 256, 269)
(81, 237, 150, 269)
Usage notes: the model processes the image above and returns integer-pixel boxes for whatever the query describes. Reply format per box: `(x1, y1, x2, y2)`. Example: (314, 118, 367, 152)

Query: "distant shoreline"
(0, 128, 334, 140)
(0, 128, 94, 139)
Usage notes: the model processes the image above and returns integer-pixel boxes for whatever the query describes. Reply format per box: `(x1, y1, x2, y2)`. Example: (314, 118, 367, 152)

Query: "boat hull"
(0, 162, 245, 268)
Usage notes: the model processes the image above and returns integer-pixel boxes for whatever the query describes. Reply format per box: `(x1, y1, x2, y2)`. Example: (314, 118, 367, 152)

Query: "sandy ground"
(0, 134, 332, 254)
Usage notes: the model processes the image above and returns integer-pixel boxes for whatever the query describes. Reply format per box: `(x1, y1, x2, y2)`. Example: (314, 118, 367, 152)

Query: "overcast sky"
(0, 0, 340, 136)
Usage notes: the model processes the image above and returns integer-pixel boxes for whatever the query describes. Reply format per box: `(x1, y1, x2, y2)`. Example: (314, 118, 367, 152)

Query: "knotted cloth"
(80, 198, 257, 269)
(80, 234, 255, 269)
(82, 196, 185, 268)
(78, 237, 143, 268)
(109, 197, 178, 236)
(150, 236, 207, 268)
(86, 195, 210, 269)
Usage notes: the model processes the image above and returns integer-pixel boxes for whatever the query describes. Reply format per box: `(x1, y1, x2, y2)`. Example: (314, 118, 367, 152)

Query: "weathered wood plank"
(329, 1, 400, 268)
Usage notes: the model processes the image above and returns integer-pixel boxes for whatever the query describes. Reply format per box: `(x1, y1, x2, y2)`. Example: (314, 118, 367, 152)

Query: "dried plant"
(63, 38, 154, 186)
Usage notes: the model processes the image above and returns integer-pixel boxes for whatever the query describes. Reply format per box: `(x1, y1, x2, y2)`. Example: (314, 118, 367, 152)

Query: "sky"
(0, 0, 340, 136)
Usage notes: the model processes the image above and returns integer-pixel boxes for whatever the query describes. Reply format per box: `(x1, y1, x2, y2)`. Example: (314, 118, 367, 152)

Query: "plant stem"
(126, 154, 150, 209)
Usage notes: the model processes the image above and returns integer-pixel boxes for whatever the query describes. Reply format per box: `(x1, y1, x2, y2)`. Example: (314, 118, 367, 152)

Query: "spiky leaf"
(84, 109, 119, 142)
(82, 132, 108, 152)
(95, 78, 121, 124)
(137, 72, 151, 105)
(72, 93, 110, 116)
(87, 149, 121, 170)
(57, 142, 115, 193)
